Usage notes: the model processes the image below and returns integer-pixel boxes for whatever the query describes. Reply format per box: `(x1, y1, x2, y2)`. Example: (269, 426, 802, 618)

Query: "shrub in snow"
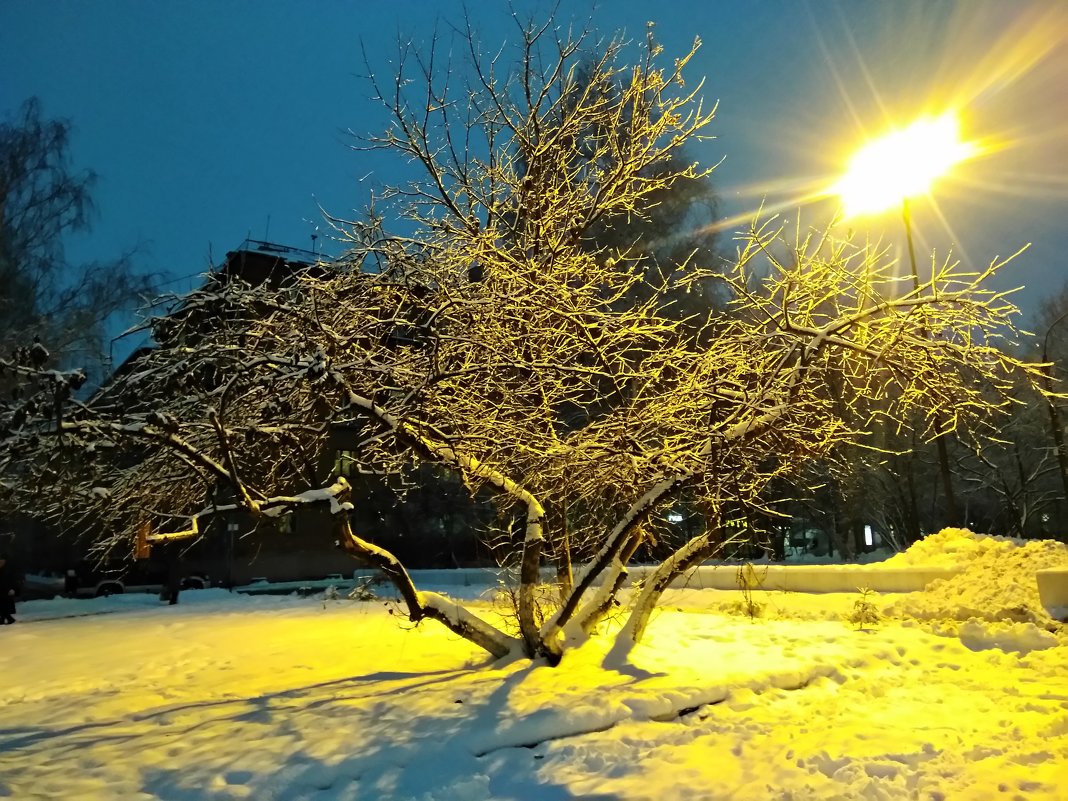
(848, 587, 880, 630)
(348, 578, 378, 602)
(724, 598, 765, 620)
(729, 563, 766, 621)
(493, 579, 563, 637)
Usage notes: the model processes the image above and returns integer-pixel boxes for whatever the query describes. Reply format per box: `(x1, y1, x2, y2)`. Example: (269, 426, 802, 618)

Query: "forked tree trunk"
(562, 526, 649, 642)
(607, 523, 724, 664)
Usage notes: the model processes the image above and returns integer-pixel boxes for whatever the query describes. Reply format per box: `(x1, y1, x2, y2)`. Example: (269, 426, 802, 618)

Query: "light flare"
(833, 113, 979, 218)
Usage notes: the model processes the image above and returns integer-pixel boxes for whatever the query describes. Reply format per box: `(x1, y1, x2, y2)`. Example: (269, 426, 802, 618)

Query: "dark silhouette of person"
(64, 568, 79, 597)
(0, 552, 18, 624)
(157, 542, 181, 605)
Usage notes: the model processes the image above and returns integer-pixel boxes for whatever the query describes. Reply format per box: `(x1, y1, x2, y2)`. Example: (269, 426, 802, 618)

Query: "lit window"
(333, 449, 357, 477)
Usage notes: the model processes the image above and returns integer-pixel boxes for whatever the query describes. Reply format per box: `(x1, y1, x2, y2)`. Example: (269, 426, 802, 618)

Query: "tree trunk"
(935, 433, 960, 528)
(609, 525, 723, 662)
(566, 526, 649, 639)
(903, 452, 922, 543)
(336, 514, 517, 659)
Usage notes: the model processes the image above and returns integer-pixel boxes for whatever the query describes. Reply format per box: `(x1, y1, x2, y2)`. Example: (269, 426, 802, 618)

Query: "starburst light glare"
(833, 113, 978, 217)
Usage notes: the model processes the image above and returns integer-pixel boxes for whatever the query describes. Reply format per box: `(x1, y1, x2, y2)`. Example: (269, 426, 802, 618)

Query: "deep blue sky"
(3, 1, 1066, 342)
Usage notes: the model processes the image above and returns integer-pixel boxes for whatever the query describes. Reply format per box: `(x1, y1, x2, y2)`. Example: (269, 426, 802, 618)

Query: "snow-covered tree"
(0, 20, 1046, 663)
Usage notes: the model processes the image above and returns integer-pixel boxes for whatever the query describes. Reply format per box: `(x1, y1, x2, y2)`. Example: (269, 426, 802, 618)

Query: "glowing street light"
(833, 113, 977, 218)
(833, 111, 978, 288)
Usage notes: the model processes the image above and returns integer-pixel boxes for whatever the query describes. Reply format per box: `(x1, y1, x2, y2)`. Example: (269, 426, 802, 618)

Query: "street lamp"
(832, 112, 977, 288)
(226, 521, 239, 590)
(1041, 312, 1068, 522)
(832, 111, 979, 529)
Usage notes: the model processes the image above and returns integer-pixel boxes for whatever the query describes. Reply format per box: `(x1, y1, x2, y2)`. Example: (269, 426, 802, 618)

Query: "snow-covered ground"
(1, 530, 1066, 800)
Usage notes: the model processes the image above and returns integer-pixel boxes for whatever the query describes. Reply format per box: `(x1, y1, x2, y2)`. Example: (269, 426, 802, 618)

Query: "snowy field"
(1, 530, 1066, 800)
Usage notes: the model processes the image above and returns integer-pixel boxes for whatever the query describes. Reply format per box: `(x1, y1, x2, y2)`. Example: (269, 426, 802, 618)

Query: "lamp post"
(833, 112, 978, 529)
(226, 521, 239, 590)
(902, 199, 921, 290)
(1041, 311, 1068, 525)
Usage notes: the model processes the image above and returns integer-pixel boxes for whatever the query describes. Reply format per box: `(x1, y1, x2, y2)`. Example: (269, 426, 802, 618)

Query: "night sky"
(3, 1, 1066, 345)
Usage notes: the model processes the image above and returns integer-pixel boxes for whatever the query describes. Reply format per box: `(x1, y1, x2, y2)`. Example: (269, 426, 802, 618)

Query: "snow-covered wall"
(1036, 568, 1068, 608)
(355, 530, 1068, 612)
(627, 564, 962, 594)
(359, 564, 960, 594)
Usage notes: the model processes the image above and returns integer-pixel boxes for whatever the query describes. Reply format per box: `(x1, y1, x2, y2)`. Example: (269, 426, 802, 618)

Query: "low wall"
(1037, 568, 1068, 611)
(357, 566, 559, 587)
(629, 564, 963, 594)
(368, 564, 962, 595)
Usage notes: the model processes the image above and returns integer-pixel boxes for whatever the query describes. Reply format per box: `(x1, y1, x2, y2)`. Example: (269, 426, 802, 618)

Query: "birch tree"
(1, 18, 1046, 664)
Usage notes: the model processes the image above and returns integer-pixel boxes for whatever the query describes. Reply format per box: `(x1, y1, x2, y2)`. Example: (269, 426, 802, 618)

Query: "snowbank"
(886, 529, 1068, 627)
(881, 527, 1022, 567)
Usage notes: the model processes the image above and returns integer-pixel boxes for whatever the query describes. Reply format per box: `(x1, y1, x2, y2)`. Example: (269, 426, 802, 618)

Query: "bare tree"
(0, 99, 155, 375)
(1, 19, 1046, 664)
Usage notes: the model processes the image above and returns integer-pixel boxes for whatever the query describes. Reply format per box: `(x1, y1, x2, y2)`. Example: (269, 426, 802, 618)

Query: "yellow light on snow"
(833, 113, 977, 217)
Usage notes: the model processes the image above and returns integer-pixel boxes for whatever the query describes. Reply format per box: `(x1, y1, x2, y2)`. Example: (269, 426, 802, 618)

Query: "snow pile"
(886, 528, 1068, 627)
(880, 527, 1016, 567)
(955, 619, 1059, 654)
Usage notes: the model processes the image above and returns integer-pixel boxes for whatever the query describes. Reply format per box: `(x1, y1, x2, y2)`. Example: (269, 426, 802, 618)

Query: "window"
(333, 449, 358, 478)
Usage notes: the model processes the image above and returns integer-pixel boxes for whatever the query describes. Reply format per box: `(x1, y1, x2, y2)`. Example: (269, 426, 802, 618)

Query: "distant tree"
(0, 98, 153, 374)
(0, 19, 1048, 665)
(1031, 283, 1068, 533)
(958, 397, 1060, 537)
